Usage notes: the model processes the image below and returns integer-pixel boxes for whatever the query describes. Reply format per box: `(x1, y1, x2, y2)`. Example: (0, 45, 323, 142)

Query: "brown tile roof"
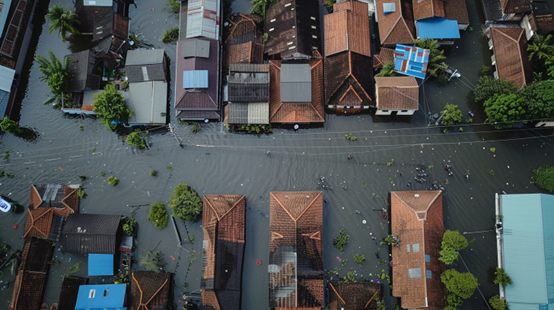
(58, 276, 89, 310)
(223, 13, 264, 68)
(9, 270, 48, 310)
(391, 191, 445, 310)
(444, 0, 470, 25)
(269, 192, 324, 309)
(324, 1, 371, 57)
(325, 51, 374, 108)
(490, 27, 533, 90)
(225, 42, 263, 66)
(412, 0, 445, 20)
(375, 76, 419, 110)
(530, 13, 554, 35)
(373, 47, 395, 68)
(75, 2, 112, 34)
(269, 60, 325, 123)
(328, 282, 383, 310)
(500, 0, 532, 14)
(27, 184, 80, 225)
(20, 237, 54, 272)
(23, 208, 54, 239)
(129, 271, 172, 310)
(376, 0, 416, 45)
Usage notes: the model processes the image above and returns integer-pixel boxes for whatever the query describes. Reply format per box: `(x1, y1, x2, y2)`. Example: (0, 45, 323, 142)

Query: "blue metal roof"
(75, 284, 127, 310)
(183, 70, 208, 89)
(416, 18, 460, 40)
(393, 44, 429, 79)
(501, 194, 554, 309)
(88, 254, 114, 276)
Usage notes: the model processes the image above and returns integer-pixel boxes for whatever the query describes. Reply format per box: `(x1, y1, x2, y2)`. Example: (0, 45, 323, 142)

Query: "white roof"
(0, 65, 15, 92)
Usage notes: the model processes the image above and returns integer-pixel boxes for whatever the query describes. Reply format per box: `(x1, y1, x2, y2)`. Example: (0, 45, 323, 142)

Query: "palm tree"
(528, 34, 554, 62)
(46, 4, 80, 42)
(35, 50, 70, 105)
(249, 0, 278, 17)
(414, 38, 447, 77)
(376, 61, 395, 77)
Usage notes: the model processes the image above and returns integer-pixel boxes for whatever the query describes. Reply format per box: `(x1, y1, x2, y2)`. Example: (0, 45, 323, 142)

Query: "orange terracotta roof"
(375, 76, 419, 110)
(224, 13, 263, 45)
(23, 208, 54, 239)
(28, 184, 79, 220)
(376, 0, 416, 45)
(324, 1, 371, 57)
(373, 47, 395, 68)
(129, 271, 172, 310)
(500, 0, 531, 14)
(328, 282, 383, 310)
(391, 191, 445, 310)
(444, 0, 469, 25)
(490, 27, 532, 90)
(412, 0, 445, 21)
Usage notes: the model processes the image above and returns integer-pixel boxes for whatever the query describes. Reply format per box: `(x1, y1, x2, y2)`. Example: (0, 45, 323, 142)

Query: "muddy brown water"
(0, 0, 554, 309)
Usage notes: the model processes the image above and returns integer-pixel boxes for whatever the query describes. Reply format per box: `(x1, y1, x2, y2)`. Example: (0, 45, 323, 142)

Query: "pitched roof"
(269, 191, 324, 309)
(500, 0, 532, 14)
(444, 0, 470, 25)
(75, 1, 112, 34)
(269, 60, 325, 123)
(391, 191, 445, 310)
(224, 13, 264, 45)
(126, 81, 168, 125)
(481, 0, 503, 21)
(182, 0, 220, 40)
(226, 64, 270, 124)
(9, 270, 48, 310)
(58, 277, 90, 310)
(224, 41, 264, 68)
(68, 50, 102, 92)
(412, 0, 445, 20)
(92, 12, 129, 42)
(129, 271, 172, 310)
(375, 76, 419, 110)
(264, 0, 321, 59)
(0, 0, 33, 59)
(529, 11, 554, 35)
(19, 236, 54, 272)
(23, 208, 54, 239)
(324, 1, 371, 57)
(125, 49, 167, 82)
(29, 184, 80, 218)
(376, 0, 416, 45)
(490, 27, 532, 90)
(325, 51, 374, 107)
(327, 282, 383, 310)
(373, 47, 395, 68)
(60, 214, 121, 254)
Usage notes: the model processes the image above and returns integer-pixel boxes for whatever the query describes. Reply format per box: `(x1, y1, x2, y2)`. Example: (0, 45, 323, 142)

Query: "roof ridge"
(383, 15, 402, 45)
(339, 85, 363, 103)
(388, 85, 418, 102)
(61, 187, 79, 214)
(144, 277, 169, 306)
(392, 191, 440, 220)
(271, 192, 298, 222)
(329, 283, 346, 305)
(31, 185, 42, 209)
(204, 198, 221, 221)
(516, 29, 525, 88)
(295, 192, 322, 220)
(349, 69, 373, 101)
(218, 195, 245, 220)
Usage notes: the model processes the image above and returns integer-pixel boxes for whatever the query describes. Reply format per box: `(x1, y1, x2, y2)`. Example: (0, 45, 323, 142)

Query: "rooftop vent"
(415, 194, 420, 197)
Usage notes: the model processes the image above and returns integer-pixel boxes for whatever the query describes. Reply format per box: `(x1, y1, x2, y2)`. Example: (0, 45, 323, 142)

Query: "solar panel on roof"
(183, 70, 208, 89)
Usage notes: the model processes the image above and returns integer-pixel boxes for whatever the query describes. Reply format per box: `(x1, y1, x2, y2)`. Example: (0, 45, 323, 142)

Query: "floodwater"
(1, 0, 554, 309)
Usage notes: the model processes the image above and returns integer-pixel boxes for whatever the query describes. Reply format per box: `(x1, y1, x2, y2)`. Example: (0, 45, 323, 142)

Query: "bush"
(354, 254, 365, 266)
(161, 27, 179, 44)
(0, 117, 22, 135)
(123, 217, 136, 236)
(126, 132, 146, 147)
(108, 176, 119, 186)
(235, 124, 272, 134)
(148, 202, 169, 230)
(533, 165, 554, 192)
(441, 269, 479, 308)
(489, 295, 508, 310)
(168, 184, 202, 222)
(380, 235, 396, 246)
(140, 250, 166, 272)
(343, 271, 356, 282)
(150, 170, 158, 177)
(332, 228, 350, 254)
(494, 267, 513, 287)
(442, 103, 463, 126)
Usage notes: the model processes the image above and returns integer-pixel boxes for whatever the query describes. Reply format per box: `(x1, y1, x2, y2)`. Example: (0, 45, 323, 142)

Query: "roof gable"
(324, 1, 371, 57)
(412, 0, 445, 20)
(204, 195, 245, 221)
(500, 0, 532, 14)
(376, 0, 416, 45)
(375, 76, 419, 110)
(271, 192, 322, 221)
(328, 282, 383, 309)
(23, 208, 54, 239)
(130, 271, 172, 310)
(324, 52, 374, 106)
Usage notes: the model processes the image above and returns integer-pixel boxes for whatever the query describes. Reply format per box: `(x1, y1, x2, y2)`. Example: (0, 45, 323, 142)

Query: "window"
(89, 289, 96, 298)
(412, 244, 420, 252)
(103, 289, 109, 297)
(406, 244, 410, 252)
(426, 270, 432, 279)
(425, 254, 430, 263)
(408, 268, 421, 279)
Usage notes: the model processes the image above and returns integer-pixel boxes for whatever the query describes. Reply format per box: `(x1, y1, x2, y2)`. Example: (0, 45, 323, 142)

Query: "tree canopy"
(0, 116, 22, 135)
(533, 165, 554, 192)
(528, 34, 553, 62)
(494, 267, 513, 287)
(441, 269, 479, 306)
(168, 184, 202, 222)
(148, 202, 169, 230)
(35, 50, 70, 105)
(483, 93, 525, 129)
(376, 61, 395, 77)
(92, 84, 132, 131)
(140, 250, 166, 272)
(414, 39, 447, 77)
(126, 132, 146, 148)
(249, 0, 279, 16)
(45, 4, 80, 42)
(439, 230, 468, 265)
(473, 76, 517, 104)
(441, 104, 463, 126)
(517, 80, 554, 120)
(489, 295, 508, 310)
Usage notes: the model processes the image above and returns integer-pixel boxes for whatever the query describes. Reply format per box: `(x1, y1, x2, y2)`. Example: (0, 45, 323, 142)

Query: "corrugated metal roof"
(126, 81, 167, 125)
(182, 39, 210, 58)
(280, 63, 312, 103)
(88, 254, 114, 276)
(125, 49, 165, 66)
(393, 44, 430, 79)
(186, 0, 220, 40)
(0, 0, 13, 39)
(83, 0, 113, 6)
(501, 194, 554, 307)
(75, 284, 126, 310)
(416, 17, 460, 40)
(0, 64, 15, 92)
(183, 70, 209, 88)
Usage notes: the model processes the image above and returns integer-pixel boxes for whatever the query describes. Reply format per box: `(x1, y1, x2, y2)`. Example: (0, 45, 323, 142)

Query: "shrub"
(533, 165, 554, 192)
(333, 228, 350, 254)
(150, 170, 158, 177)
(442, 103, 463, 126)
(140, 250, 166, 272)
(441, 269, 479, 308)
(235, 124, 272, 134)
(354, 254, 365, 266)
(67, 262, 82, 275)
(494, 267, 513, 287)
(161, 27, 179, 44)
(0, 116, 22, 135)
(168, 184, 202, 222)
(126, 132, 146, 147)
(100, 171, 106, 177)
(380, 235, 396, 246)
(148, 202, 169, 230)
(123, 217, 136, 236)
(108, 176, 119, 186)
(439, 230, 468, 265)
(343, 271, 356, 282)
(489, 295, 508, 310)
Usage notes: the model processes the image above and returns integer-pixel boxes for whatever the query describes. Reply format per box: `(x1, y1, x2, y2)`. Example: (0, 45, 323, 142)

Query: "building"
(201, 195, 246, 310)
(75, 0, 129, 40)
(180, 0, 220, 41)
(60, 213, 121, 254)
(375, 0, 416, 46)
(225, 64, 270, 126)
(269, 191, 324, 309)
(75, 284, 127, 310)
(324, 0, 374, 114)
(489, 27, 532, 90)
(391, 191, 445, 310)
(520, 1, 554, 40)
(393, 44, 430, 79)
(327, 282, 383, 310)
(58, 276, 89, 310)
(412, 0, 467, 40)
(223, 13, 264, 69)
(125, 81, 168, 126)
(374, 76, 419, 115)
(125, 49, 167, 83)
(481, 0, 533, 23)
(129, 271, 172, 310)
(264, 0, 321, 60)
(498, 193, 554, 309)
(373, 47, 395, 69)
(269, 57, 325, 124)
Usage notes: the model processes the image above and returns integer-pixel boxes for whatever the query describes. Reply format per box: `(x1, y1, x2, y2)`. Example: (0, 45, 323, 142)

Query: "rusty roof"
(376, 0, 416, 45)
(9, 270, 48, 310)
(391, 191, 445, 310)
(500, 0, 532, 13)
(490, 27, 533, 90)
(325, 52, 374, 107)
(328, 282, 383, 310)
(224, 13, 263, 45)
(412, 0, 445, 20)
(58, 276, 89, 310)
(530, 13, 554, 35)
(19, 236, 54, 272)
(269, 192, 324, 309)
(444, 0, 470, 25)
(129, 271, 172, 310)
(269, 60, 325, 123)
(373, 47, 395, 68)
(324, 1, 371, 57)
(375, 76, 419, 110)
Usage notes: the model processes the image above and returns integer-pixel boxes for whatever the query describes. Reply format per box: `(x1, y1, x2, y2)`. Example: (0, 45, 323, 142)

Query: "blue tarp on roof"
(416, 18, 460, 40)
(75, 284, 127, 310)
(393, 44, 430, 79)
(183, 70, 208, 89)
(88, 254, 114, 276)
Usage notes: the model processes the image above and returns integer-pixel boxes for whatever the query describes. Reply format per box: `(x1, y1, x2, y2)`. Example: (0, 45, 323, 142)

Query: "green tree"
(489, 295, 508, 310)
(324, 0, 337, 13)
(473, 76, 517, 104)
(148, 202, 169, 230)
(439, 245, 459, 265)
(126, 132, 146, 148)
(442, 104, 463, 126)
(129, 31, 154, 50)
(140, 250, 166, 272)
(533, 165, 554, 192)
(484, 93, 525, 129)
(45, 4, 80, 42)
(165, 0, 180, 13)
(161, 27, 179, 44)
(249, 0, 278, 16)
(0, 117, 22, 135)
(517, 80, 554, 120)
(494, 267, 513, 287)
(376, 61, 395, 77)
(545, 56, 554, 79)
(442, 230, 468, 250)
(528, 34, 554, 62)
(168, 184, 202, 222)
(414, 38, 447, 77)
(92, 84, 132, 131)
(35, 50, 70, 105)
(441, 269, 479, 303)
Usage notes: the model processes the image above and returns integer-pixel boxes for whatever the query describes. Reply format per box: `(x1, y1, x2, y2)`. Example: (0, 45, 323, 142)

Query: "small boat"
(0, 196, 12, 213)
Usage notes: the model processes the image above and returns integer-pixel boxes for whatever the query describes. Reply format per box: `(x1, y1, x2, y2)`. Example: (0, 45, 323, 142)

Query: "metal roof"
(0, 89, 10, 117)
(0, 64, 15, 92)
(182, 39, 210, 58)
(0, 0, 13, 38)
(394, 44, 430, 79)
(501, 194, 554, 308)
(183, 70, 209, 88)
(416, 18, 460, 40)
(88, 254, 114, 276)
(126, 81, 168, 125)
(280, 63, 312, 103)
(186, 0, 220, 40)
(125, 49, 165, 66)
(83, 0, 113, 6)
(75, 284, 127, 310)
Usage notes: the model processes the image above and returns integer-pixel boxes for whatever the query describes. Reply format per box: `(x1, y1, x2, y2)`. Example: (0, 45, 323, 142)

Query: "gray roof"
(226, 102, 269, 124)
(125, 49, 166, 82)
(126, 49, 165, 66)
(61, 214, 120, 254)
(228, 63, 270, 103)
(280, 63, 311, 103)
(125, 81, 168, 125)
(182, 39, 210, 58)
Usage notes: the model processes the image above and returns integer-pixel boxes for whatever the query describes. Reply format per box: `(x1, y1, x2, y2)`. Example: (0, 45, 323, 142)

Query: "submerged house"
(64, 50, 103, 114)
(489, 26, 532, 90)
(375, 0, 416, 46)
(391, 191, 445, 310)
(269, 191, 324, 309)
(412, 0, 467, 41)
(75, 284, 127, 310)
(223, 13, 264, 69)
(201, 195, 246, 310)
(374, 76, 419, 115)
(129, 271, 172, 310)
(58, 276, 89, 310)
(125, 49, 167, 83)
(327, 282, 383, 310)
(60, 213, 121, 254)
(324, 0, 374, 114)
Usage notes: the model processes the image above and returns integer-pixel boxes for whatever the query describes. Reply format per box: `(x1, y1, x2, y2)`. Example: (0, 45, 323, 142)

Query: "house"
(269, 57, 325, 124)
(125, 49, 167, 83)
(125, 81, 168, 126)
(67, 50, 103, 93)
(180, 0, 220, 41)
(327, 282, 383, 310)
(498, 193, 554, 309)
(391, 191, 445, 310)
(269, 191, 324, 309)
(75, 284, 127, 310)
(324, 0, 374, 114)
(520, 1, 554, 40)
(60, 213, 122, 254)
(58, 276, 89, 310)
(489, 27, 532, 90)
(129, 271, 172, 310)
(375, 0, 416, 46)
(481, 0, 532, 22)
(225, 63, 270, 126)
(223, 13, 264, 69)
(444, 0, 470, 31)
(201, 195, 246, 310)
(75, 0, 129, 40)
(264, 0, 321, 60)
(374, 76, 419, 115)
(412, 0, 464, 41)
(393, 44, 430, 79)
(9, 237, 54, 310)
(373, 47, 395, 69)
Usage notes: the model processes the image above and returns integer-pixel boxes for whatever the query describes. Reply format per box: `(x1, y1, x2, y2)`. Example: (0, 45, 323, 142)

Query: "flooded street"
(1, 0, 554, 309)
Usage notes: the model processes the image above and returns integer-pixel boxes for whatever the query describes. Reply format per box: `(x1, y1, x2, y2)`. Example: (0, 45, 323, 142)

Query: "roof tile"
(375, 76, 419, 110)
(491, 27, 532, 90)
